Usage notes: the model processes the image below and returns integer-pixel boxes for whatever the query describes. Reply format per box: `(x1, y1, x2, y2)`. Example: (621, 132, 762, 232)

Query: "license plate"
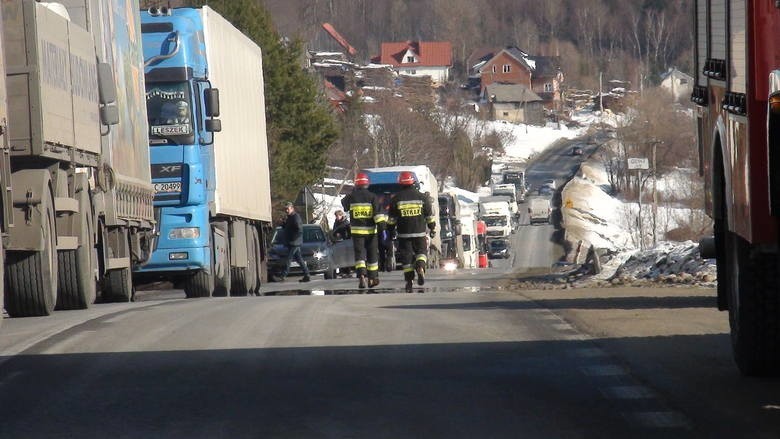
(154, 182, 182, 193)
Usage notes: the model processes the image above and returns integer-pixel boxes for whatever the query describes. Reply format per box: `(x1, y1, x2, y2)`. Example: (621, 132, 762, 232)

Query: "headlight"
(313, 250, 327, 260)
(168, 227, 200, 239)
(444, 261, 458, 272)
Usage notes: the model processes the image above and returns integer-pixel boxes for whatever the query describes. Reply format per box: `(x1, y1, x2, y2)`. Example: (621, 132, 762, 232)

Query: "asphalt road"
(2, 135, 779, 438)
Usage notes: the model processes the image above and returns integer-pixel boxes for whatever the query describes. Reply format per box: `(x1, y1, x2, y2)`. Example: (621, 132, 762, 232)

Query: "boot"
(368, 277, 380, 288)
(415, 262, 426, 286)
(358, 274, 367, 289)
(299, 275, 310, 283)
(405, 279, 413, 293)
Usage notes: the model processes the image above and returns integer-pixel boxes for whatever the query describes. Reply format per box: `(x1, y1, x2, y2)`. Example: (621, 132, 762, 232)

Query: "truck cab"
(479, 196, 513, 238)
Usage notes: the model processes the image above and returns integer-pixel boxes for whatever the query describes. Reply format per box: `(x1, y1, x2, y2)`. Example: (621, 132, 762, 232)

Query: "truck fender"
(7, 169, 53, 251)
(710, 115, 731, 223)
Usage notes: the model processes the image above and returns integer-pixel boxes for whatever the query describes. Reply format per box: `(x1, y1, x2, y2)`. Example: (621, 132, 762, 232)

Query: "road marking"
(552, 323, 573, 331)
(600, 385, 655, 400)
(581, 364, 627, 376)
(625, 411, 691, 429)
(569, 347, 607, 358)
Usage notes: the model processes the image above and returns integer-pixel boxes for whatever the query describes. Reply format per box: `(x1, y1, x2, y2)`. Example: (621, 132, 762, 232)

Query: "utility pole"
(599, 71, 604, 113)
(651, 140, 660, 247)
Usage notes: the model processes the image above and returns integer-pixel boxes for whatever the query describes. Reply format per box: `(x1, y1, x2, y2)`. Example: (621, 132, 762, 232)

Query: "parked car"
(537, 185, 554, 197)
(572, 146, 583, 156)
(487, 239, 511, 259)
(268, 225, 354, 280)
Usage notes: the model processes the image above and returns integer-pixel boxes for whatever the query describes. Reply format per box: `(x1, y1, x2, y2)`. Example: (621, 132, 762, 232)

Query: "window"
(503, 112, 509, 116)
(406, 55, 415, 63)
(492, 65, 497, 73)
(503, 64, 511, 73)
(679, 78, 689, 85)
(544, 83, 553, 92)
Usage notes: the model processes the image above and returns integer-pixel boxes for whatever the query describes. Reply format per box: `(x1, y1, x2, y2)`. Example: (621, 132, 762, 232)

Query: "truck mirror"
(97, 63, 117, 105)
(205, 119, 222, 132)
(100, 105, 120, 126)
(204, 88, 220, 117)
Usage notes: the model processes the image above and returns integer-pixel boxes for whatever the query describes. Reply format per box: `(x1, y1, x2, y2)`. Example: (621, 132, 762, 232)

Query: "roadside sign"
(627, 157, 650, 170)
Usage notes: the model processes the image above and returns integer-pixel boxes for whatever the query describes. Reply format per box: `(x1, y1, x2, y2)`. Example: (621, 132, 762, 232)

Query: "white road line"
(626, 411, 691, 429)
(552, 323, 574, 331)
(600, 385, 655, 400)
(581, 364, 627, 376)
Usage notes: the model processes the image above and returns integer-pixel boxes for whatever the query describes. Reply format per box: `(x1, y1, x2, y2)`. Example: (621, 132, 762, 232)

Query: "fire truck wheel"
(726, 231, 780, 376)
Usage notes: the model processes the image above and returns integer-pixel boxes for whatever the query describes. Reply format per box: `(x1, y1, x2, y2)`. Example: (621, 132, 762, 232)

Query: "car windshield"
(272, 226, 326, 244)
(146, 82, 195, 145)
(490, 241, 507, 249)
(484, 217, 507, 226)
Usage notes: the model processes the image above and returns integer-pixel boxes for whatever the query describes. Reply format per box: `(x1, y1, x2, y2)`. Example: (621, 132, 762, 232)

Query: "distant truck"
(438, 192, 464, 268)
(501, 168, 526, 202)
(2, 0, 156, 317)
(136, 6, 271, 297)
(479, 196, 513, 238)
(528, 197, 552, 224)
(458, 205, 479, 268)
(491, 183, 520, 217)
(364, 165, 442, 268)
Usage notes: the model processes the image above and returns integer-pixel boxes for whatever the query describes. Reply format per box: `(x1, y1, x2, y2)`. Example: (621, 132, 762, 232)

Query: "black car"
(487, 239, 510, 259)
(268, 224, 355, 280)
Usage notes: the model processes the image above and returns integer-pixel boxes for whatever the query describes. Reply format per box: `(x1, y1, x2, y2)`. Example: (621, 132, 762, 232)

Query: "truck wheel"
(230, 225, 257, 296)
(250, 226, 264, 295)
(184, 229, 218, 298)
(5, 191, 58, 317)
(214, 228, 231, 297)
(324, 261, 335, 280)
(103, 267, 133, 302)
(725, 231, 780, 376)
(57, 188, 97, 310)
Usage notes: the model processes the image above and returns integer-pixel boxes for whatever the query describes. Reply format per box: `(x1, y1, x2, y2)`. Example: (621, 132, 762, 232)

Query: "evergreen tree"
(188, 0, 338, 205)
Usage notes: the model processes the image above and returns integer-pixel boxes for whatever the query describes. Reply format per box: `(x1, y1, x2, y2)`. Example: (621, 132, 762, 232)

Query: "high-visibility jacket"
(387, 186, 436, 238)
(341, 188, 386, 235)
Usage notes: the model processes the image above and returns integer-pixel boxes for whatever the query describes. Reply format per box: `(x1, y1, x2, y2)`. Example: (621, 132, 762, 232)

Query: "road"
(2, 136, 779, 438)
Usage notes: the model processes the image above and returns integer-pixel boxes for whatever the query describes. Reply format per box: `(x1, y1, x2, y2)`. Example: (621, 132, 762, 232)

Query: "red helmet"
(398, 171, 415, 186)
(355, 172, 369, 187)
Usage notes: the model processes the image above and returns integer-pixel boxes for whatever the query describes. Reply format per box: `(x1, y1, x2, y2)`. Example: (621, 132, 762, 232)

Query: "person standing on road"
(386, 171, 436, 293)
(331, 210, 351, 240)
(276, 202, 310, 283)
(342, 172, 386, 289)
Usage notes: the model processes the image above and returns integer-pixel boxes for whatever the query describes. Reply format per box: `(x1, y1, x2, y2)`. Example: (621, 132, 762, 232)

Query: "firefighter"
(386, 171, 436, 293)
(341, 172, 386, 289)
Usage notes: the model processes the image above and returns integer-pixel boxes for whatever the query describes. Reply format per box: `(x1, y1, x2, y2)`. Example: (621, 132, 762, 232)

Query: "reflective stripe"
(374, 213, 387, 223)
(415, 254, 427, 262)
(355, 261, 366, 269)
(351, 226, 376, 234)
(367, 263, 379, 271)
(426, 216, 436, 223)
(402, 266, 414, 273)
(387, 217, 397, 225)
(398, 232, 428, 238)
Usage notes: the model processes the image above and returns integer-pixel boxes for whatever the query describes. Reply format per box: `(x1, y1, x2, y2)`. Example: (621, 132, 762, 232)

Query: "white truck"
(458, 204, 479, 268)
(528, 197, 552, 224)
(491, 183, 520, 216)
(479, 196, 513, 238)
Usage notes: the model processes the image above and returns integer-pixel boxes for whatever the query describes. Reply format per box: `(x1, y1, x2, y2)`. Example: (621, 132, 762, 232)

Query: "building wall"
(491, 102, 544, 125)
(396, 66, 449, 84)
(480, 53, 531, 87)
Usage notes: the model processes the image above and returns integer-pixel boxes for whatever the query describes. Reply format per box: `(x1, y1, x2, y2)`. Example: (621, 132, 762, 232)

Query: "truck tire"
(184, 227, 219, 298)
(5, 191, 58, 317)
(230, 224, 257, 296)
(57, 188, 97, 310)
(214, 228, 231, 297)
(103, 267, 133, 302)
(250, 226, 264, 295)
(725, 230, 780, 376)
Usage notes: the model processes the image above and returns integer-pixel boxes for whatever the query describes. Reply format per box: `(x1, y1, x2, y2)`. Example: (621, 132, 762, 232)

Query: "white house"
(660, 68, 694, 102)
(371, 40, 452, 85)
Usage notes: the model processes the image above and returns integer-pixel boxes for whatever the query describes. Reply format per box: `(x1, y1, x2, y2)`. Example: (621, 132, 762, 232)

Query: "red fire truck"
(693, 0, 780, 375)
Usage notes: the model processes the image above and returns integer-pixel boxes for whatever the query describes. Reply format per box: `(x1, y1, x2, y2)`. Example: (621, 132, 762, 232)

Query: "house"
(472, 47, 564, 110)
(660, 68, 693, 103)
(482, 83, 544, 125)
(371, 40, 452, 85)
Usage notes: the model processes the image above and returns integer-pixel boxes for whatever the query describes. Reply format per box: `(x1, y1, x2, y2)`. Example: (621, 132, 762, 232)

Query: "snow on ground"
(473, 119, 585, 164)
(560, 153, 716, 288)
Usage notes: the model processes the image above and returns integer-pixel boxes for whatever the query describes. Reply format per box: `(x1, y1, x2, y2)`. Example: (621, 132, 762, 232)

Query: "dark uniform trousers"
(353, 234, 380, 280)
(398, 236, 428, 281)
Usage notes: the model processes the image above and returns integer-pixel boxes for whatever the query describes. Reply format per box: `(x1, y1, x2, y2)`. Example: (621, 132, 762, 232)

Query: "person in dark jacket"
(331, 210, 351, 240)
(386, 171, 436, 292)
(276, 202, 310, 282)
(341, 172, 386, 288)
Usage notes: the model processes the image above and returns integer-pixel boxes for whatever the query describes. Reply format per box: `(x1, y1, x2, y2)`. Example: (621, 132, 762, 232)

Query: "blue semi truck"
(136, 6, 271, 297)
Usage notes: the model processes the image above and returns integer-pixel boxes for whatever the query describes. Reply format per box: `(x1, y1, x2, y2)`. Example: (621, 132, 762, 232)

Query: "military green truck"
(2, 0, 155, 317)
